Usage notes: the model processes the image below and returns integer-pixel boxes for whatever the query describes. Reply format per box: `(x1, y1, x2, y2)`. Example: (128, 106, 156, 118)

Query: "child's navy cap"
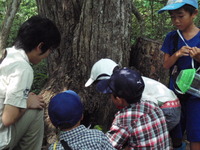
(48, 90, 83, 128)
(96, 68, 145, 102)
(158, 0, 198, 14)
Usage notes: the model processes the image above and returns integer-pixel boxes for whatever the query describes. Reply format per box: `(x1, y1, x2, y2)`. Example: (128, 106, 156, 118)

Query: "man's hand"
(27, 92, 45, 109)
(2, 92, 45, 127)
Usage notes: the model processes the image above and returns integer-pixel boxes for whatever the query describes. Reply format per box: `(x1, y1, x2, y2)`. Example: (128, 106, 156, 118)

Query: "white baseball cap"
(85, 58, 118, 87)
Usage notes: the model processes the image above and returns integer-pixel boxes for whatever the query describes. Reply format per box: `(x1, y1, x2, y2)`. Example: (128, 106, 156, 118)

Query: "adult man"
(0, 15, 61, 150)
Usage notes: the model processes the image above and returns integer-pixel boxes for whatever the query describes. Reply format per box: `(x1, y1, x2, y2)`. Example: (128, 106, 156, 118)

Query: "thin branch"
(0, 0, 21, 57)
(131, 2, 145, 36)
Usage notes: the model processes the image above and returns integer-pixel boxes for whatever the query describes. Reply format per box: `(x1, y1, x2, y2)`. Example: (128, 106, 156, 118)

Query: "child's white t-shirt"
(141, 76, 178, 106)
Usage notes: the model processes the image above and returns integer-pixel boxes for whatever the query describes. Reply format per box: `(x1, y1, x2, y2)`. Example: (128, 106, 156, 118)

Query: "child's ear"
(115, 96, 123, 105)
(116, 96, 129, 106)
(36, 42, 44, 53)
(193, 9, 198, 16)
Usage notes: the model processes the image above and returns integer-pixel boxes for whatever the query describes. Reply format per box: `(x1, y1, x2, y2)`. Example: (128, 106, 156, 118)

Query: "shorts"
(161, 99, 181, 131)
(181, 95, 200, 142)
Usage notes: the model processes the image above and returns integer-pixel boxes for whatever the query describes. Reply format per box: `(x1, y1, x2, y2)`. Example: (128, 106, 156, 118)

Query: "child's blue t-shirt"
(160, 30, 200, 90)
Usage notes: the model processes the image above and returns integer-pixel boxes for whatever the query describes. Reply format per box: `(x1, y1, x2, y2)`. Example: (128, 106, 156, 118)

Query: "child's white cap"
(85, 58, 118, 87)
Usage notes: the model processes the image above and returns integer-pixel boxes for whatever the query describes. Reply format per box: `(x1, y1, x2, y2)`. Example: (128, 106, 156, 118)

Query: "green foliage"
(0, 1, 7, 27)
(132, 0, 173, 43)
(31, 60, 48, 94)
(0, 0, 37, 47)
(7, 0, 38, 47)
(93, 125, 103, 131)
(132, 0, 200, 43)
(93, 125, 107, 133)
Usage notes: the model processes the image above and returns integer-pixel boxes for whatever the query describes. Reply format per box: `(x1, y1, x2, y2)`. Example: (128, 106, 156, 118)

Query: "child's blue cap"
(48, 90, 83, 128)
(158, 0, 198, 14)
(96, 68, 145, 102)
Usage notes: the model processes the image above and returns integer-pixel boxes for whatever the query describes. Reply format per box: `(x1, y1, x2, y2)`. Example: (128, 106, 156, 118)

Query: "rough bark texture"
(36, 0, 132, 146)
(0, 0, 21, 57)
(130, 37, 169, 85)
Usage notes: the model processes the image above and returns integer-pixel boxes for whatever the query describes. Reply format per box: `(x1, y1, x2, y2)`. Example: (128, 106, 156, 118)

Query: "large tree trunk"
(130, 37, 169, 85)
(36, 0, 132, 145)
(0, 0, 21, 56)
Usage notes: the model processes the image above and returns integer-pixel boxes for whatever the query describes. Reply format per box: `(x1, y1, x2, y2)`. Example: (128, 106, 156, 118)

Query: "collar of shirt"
(59, 125, 87, 141)
(6, 46, 30, 64)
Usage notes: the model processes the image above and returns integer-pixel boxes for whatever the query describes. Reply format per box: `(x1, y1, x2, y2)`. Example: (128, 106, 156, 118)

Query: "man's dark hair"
(14, 15, 61, 54)
(169, 4, 197, 15)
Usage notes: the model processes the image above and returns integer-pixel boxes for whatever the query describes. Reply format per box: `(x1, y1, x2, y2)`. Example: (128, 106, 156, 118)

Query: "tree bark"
(36, 0, 132, 145)
(0, 0, 21, 57)
(130, 37, 169, 85)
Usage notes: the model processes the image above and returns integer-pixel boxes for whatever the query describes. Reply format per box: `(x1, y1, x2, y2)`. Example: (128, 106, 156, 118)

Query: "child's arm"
(163, 46, 190, 69)
(106, 125, 129, 149)
(189, 47, 200, 63)
(2, 93, 44, 127)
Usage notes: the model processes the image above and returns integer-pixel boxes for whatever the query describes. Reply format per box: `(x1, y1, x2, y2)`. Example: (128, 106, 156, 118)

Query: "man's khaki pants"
(8, 109, 44, 150)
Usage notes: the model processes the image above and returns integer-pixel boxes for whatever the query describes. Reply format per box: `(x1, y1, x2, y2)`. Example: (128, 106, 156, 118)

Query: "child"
(85, 58, 119, 87)
(48, 90, 116, 150)
(0, 15, 61, 149)
(95, 67, 170, 149)
(159, 0, 200, 149)
(85, 58, 181, 131)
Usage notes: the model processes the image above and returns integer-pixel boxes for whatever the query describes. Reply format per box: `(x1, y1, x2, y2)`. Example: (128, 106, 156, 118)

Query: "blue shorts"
(183, 95, 200, 142)
(170, 95, 200, 142)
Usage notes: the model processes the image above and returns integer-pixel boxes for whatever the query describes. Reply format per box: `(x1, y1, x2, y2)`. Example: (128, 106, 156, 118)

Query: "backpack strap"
(177, 30, 195, 69)
(53, 140, 72, 150)
(170, 30, 197, 71)
(53, 141, 58, 150)
(169, 32, 179, 76)
(172, 31, 179, 54)
(60, 140, 72, 150)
